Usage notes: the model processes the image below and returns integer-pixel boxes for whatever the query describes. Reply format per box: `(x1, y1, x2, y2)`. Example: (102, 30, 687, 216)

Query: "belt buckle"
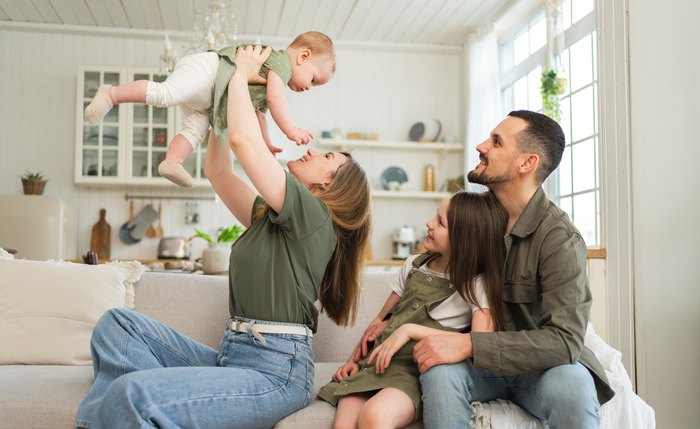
(228, 318, 247, 332)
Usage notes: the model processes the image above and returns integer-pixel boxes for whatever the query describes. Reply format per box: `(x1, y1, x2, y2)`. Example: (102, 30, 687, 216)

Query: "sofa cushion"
(0, 365, 93, 429)
(0, 259, 143, 365)
(133, 272, 230, 349)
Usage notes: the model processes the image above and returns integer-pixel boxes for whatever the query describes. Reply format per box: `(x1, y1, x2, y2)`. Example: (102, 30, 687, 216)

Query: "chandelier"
(160, 0, 239, 75)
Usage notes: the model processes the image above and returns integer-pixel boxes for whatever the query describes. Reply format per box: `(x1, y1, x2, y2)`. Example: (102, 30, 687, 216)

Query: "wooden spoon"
(146, 202, 157, 238)
(156, 202, 164, 238)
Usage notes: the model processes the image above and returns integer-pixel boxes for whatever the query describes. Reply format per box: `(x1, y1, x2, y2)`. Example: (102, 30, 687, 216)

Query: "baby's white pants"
(146, 51, 219, 149)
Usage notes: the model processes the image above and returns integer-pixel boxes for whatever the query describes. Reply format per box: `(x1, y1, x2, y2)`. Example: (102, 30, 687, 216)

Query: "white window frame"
(499, 8, 600, 247)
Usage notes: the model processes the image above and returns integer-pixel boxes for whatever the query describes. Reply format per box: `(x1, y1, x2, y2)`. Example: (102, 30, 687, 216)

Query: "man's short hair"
(508, 110, 566, 183)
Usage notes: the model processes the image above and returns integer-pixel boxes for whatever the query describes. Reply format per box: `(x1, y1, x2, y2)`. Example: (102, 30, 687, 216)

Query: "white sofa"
(0, 270, 654, 428)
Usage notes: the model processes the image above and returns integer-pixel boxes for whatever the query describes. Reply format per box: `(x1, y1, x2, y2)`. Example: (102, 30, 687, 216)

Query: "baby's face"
(288, 55, 334, 92)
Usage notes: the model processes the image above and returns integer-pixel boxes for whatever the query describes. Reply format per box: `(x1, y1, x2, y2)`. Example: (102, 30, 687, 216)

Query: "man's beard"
(467, 167, 512, 186)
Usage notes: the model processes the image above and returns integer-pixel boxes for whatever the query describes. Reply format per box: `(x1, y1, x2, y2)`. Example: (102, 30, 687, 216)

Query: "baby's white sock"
(84, 85, 114, 125)
(158, 160, 194, 188)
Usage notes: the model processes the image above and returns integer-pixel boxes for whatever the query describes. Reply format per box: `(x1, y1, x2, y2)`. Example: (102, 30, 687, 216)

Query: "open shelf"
(317, 138, 463, 151)
(371, 190, 452, 199)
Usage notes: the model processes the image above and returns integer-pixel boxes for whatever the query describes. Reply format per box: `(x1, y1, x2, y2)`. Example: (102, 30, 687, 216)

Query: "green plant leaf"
(193, 227, 213, 243)
(20, 170, 45, 180)
(540, 69, 562, 122)
(217, 225, 245, 243)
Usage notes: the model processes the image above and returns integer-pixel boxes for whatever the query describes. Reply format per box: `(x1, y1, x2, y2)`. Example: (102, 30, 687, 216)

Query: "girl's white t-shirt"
(389, 254, 490, 330)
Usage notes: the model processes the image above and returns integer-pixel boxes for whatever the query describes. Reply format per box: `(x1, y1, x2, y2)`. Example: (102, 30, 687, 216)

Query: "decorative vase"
(556, 77, 568, 95)
(202, 243, 231, 275)
(21, 179, 47, 195)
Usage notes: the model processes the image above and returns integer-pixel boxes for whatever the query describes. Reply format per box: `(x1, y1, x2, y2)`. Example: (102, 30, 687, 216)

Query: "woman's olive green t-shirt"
(228, 172, 337, 332)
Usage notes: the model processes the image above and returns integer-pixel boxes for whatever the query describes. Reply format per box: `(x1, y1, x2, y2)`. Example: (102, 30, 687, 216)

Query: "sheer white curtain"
(465, 25, 502, 192)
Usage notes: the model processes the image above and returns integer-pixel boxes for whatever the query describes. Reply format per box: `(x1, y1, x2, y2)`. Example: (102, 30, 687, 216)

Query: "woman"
(76, 45, 371, 429)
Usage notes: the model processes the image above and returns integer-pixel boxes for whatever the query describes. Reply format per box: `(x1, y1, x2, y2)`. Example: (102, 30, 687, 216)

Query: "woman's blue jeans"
(419, 359, 600, 429)
(76, 308, 314, 429)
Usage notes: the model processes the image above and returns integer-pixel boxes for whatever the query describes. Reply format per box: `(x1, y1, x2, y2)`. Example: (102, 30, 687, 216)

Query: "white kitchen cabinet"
(74, 67, 125, 183)
(74, 66, 209, 187)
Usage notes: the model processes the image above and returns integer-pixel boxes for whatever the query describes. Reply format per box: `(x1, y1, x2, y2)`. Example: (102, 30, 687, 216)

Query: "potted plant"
(540, 69, 565, 122)
(194, 225, 245, 274)
(443, 175, 465, 193)
(20, 171, 48, 195)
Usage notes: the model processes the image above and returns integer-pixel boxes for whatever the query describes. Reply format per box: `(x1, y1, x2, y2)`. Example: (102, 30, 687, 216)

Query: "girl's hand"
(234, 45, 271, 85)
(332, 361, 360, 382)
(353, 318, 389, 362)
(367, 324, 415, 374)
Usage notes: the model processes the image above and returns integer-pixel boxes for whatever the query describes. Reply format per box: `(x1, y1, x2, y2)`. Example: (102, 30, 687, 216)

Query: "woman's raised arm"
(204, 132, 257, 227)
(226, 45, 287, 213)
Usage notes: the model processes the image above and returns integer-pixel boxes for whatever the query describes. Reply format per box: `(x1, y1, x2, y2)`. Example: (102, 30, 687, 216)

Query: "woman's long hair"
(316, 156, 371, 326)
(447, 192, 508, 331)
(253, 155, 371, 327)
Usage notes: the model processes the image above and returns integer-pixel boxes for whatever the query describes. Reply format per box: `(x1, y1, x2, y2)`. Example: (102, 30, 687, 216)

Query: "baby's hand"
(332, 362, 360, 382)
(265, 141, 283, 155)
(286, 127, 313, 146)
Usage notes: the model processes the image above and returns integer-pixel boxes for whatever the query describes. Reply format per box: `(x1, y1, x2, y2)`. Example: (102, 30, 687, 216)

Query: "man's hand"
(286, 127, 313, 145)
(353, 319, 389, 362)
(234, 45, 271, 85)
(332, 361, 360, 382)
(413, 333, 473, 373)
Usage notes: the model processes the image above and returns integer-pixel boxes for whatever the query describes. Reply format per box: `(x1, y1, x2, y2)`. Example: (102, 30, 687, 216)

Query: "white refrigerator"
(0, 195, 77, 260)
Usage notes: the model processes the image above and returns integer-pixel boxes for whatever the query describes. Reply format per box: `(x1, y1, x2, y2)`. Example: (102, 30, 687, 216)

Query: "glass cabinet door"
(128, 71, 172, 182)
(76, 68, 124, 182)
(75, 66, 208, 187)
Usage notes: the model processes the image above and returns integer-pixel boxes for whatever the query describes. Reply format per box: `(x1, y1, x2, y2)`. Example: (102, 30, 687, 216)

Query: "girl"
(318, 191, 507, 429)
(76, 45, 371, 429)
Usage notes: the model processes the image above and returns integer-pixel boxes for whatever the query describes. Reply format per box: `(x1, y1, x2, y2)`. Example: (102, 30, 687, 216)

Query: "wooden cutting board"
(90, 208, 111, 260)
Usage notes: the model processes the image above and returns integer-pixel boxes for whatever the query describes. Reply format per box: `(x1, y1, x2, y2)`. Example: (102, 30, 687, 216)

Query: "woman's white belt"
(227, 318, 313, 346)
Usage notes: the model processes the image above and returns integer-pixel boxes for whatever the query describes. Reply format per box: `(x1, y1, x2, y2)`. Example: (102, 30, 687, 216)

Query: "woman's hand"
(332, 361, 360, 382)
(367, 324, 416, 374)
(234, 44, 271, 85)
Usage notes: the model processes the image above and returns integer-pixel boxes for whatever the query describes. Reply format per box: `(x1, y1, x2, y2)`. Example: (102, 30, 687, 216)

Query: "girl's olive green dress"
(318, 253, 459, 420)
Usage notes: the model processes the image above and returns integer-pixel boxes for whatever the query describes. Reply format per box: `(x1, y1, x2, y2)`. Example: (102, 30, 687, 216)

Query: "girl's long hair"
(316, 156, 371, 326)
(447, 192, 508, 330)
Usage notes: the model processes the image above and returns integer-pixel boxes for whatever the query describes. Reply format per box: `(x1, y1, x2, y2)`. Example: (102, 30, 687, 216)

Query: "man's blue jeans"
(76, 308, 314, 429)
(420, 359, 600, 429)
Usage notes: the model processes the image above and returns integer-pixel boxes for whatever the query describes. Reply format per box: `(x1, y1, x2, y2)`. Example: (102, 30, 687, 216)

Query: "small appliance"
(392, 225, 416, 260)
(157, 237, 191, 259)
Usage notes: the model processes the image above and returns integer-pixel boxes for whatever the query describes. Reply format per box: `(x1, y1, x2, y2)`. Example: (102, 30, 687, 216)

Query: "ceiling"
(0, 0, 514, 46)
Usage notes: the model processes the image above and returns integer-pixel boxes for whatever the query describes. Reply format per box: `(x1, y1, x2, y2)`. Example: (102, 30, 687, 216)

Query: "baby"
(84, 31, 336, 188)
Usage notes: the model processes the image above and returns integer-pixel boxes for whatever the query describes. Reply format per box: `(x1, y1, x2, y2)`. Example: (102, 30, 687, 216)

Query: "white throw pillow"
(0, 259, 144, 365)
(0, 247, 14, 259)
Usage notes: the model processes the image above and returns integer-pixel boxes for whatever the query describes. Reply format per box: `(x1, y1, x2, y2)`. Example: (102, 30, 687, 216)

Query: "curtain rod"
(124, 193, 216, 202)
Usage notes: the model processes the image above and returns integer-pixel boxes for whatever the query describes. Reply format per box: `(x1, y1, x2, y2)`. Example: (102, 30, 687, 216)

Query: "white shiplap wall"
(0, 27, 464, 261)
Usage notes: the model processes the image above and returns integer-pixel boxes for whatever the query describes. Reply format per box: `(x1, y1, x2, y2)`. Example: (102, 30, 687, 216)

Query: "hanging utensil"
(156, 202, 164, 238)
(146, 201, 157, 238)
(119, 200, 139, 245)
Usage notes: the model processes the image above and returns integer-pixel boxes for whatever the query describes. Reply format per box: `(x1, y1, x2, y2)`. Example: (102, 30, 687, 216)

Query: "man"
(412, 110, 614, 428)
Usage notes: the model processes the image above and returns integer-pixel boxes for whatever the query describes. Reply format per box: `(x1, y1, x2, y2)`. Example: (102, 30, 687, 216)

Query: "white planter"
(202, 243, 231, 275)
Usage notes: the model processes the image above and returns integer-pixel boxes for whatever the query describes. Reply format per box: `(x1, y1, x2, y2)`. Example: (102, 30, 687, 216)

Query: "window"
(499, 1, 599, 246)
